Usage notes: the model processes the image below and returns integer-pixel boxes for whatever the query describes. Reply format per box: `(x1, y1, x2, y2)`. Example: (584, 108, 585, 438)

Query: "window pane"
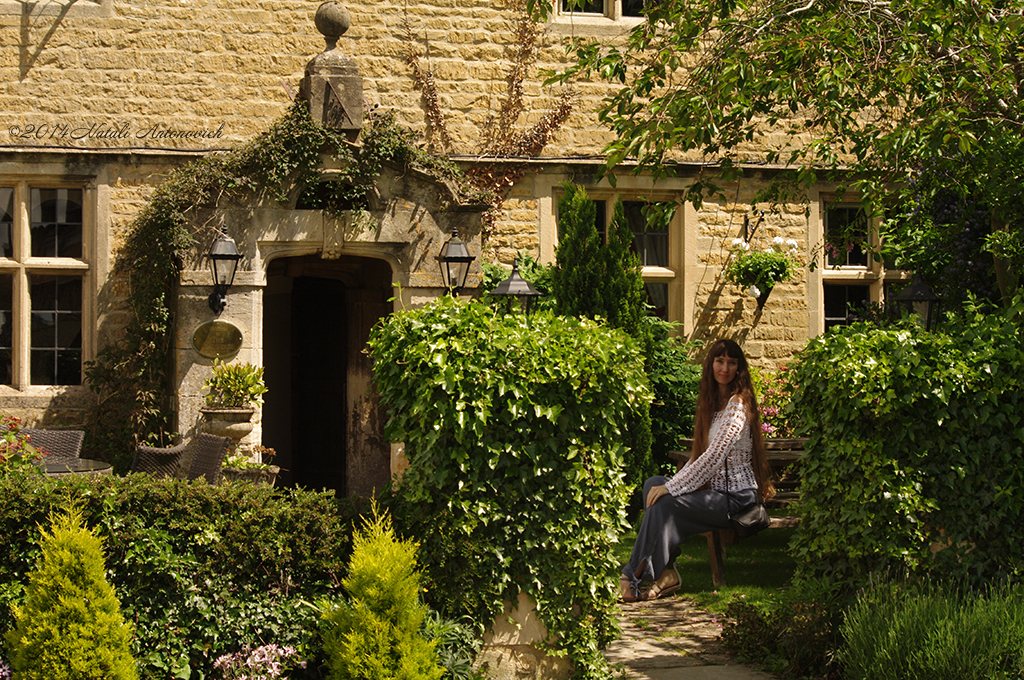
(644, 282, 668, 319)
(0, 187, 13, 258)
(0, 274, 10, 384)
(623, 200, 671, 267)
(29, 274, 82, 385)
(622, 0, 645, 16)
(30, 188, 83, 258)
(825, 206, 869, 267)
(824, 284, 870, 332)
(561, 0, 603, 12)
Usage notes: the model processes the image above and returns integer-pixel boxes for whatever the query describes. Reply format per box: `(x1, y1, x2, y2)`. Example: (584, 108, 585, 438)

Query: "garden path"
(605, 597, 779, 680)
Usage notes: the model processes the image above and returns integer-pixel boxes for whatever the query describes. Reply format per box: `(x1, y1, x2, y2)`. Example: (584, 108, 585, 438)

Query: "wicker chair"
(131, 434, 232, 483)
(184, 434, 232, 484)
(23, 428, 85, 467)
(131, 441, 188, 479)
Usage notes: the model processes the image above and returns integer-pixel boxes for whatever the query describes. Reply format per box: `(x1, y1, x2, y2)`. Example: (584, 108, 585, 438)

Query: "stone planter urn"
(200, 407, 255, 447)
(220, 465, 281, 486)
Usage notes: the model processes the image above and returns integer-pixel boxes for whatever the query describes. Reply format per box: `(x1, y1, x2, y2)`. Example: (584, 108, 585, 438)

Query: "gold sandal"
(644, 567, 680, 600)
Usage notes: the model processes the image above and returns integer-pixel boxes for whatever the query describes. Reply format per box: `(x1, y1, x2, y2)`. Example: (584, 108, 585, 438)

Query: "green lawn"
(612, 519, 798, 613)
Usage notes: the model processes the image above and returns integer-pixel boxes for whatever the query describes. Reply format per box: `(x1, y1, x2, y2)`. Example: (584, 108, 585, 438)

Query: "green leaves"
(788, 314, 1024, 588)
(549, 0, 1024, 290)
(370, 297, 651, 678)
(203, 359, 268, 408)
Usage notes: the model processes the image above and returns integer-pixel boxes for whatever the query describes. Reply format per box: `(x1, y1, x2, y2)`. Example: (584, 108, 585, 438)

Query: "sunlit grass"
(612, 515, 798, 613)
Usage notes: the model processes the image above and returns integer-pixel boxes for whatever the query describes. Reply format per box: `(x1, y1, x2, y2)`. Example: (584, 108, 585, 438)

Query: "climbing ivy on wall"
(83, 101, 475, 471)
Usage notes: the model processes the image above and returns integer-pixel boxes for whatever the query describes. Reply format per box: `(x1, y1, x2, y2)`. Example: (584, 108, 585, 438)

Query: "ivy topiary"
(5, 506, 137, 680)
(370, 296, 651, 679)
(788, 312, 1024, 589)
(320, 506, 442, 680)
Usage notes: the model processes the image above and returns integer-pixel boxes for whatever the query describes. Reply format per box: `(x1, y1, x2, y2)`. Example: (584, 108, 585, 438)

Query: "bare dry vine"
(402, 0, 575, 237)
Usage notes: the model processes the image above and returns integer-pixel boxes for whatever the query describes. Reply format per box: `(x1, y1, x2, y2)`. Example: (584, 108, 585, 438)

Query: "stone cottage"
(0, 0, 908, 493)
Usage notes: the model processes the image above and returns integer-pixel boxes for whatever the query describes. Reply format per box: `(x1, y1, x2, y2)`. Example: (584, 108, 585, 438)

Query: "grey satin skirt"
(621, 475, 759, 598)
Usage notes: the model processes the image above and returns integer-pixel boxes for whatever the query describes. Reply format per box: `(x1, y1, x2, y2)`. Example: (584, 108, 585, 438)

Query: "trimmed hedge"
(788, 314, 1024, 588)
(0, 471, 359, 679)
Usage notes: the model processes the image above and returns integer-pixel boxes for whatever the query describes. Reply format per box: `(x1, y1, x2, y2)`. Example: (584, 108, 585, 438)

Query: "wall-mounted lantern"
(894, 272, 940, 331)
(490, 259, 542, 316)
(207, 227, 241, 314)
(436, 228, 475, 294)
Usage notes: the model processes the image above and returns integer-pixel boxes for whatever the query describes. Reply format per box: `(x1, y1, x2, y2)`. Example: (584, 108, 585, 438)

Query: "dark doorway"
(263, 254, 393, 495)
(291, 276, 347, 490)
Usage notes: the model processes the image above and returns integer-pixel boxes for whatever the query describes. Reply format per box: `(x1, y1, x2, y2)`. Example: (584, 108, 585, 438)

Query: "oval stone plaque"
(191, 320, 244, 359)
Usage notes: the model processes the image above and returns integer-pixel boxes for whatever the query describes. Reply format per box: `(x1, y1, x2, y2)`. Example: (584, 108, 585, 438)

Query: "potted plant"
(221, 445, 282, 486)
(200, 360, 268, 443)
(724, 237, 800, 308)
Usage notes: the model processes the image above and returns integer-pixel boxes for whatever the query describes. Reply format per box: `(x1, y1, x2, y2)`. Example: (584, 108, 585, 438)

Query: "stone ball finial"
(315, 2, 351, 49)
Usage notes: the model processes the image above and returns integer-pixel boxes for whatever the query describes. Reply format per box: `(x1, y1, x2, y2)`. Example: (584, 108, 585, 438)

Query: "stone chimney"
(301, 1, 363, 140)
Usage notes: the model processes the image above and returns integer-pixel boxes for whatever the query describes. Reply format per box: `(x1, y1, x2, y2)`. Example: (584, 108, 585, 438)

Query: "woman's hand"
(646, 484, 670, 508)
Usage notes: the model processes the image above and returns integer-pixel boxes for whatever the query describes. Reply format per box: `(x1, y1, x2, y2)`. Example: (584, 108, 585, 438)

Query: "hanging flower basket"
(725, 237, 800, 309)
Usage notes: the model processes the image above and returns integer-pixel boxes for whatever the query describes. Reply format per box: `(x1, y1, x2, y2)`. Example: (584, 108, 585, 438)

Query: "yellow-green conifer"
(321, 506, 442, 680)
(5, 506, 137, 680)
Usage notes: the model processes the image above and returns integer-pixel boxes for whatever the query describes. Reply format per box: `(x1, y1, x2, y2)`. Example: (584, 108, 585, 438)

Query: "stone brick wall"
(0, 0, 610, 156)
(688, 176, 810, 366)
(0, 0, 814, 411)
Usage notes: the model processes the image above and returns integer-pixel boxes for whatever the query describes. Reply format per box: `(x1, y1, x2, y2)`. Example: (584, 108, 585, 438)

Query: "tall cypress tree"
(553, 185, 655, 489)
(603, 200, 648, 345)
(552, 183, 603, 319)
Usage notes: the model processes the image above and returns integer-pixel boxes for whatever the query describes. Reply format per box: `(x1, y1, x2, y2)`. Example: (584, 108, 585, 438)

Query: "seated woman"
(620, 338, 775, 601)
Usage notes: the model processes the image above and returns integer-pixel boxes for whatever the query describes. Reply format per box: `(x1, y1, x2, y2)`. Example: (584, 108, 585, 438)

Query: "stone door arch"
(261, 252, 392, 495)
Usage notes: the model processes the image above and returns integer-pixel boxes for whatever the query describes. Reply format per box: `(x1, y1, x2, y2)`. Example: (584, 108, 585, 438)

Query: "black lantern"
(435, 228, 475, 294)
(490, 258, 542, 316)
(206, 226, 241, 314)
(894, 272, 940, 331)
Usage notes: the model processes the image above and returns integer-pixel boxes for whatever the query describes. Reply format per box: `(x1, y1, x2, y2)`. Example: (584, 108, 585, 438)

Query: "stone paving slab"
(604, 597, 779, 680)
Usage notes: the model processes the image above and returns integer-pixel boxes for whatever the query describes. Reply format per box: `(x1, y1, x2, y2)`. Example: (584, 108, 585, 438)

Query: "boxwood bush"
(370, 296, 652, 679)
(0, 471, 359, 679)
(788, 312, 1024, 588)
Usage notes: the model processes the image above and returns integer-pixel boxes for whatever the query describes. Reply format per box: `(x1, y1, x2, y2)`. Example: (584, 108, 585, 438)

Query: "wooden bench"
(668, 438, 806, 586)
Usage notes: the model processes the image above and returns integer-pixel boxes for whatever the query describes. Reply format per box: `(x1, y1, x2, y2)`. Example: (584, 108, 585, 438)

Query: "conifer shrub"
(320, 507, 442, 680)
(5, 506, 137, 680)
(602, 200, 648, 344)
(552, 184, 655, 491)
(551, 183, 602, 319)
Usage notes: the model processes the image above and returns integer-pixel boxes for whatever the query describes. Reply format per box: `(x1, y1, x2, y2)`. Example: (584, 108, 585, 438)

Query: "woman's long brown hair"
(690, 339, 776, 502)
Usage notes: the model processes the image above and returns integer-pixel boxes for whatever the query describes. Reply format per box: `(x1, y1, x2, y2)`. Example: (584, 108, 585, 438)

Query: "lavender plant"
(750, 367, 797, 438)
